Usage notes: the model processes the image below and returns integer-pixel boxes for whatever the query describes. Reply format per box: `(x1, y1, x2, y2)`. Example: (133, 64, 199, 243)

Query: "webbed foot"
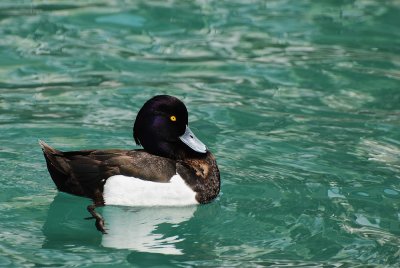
(87, 204, 107, 234)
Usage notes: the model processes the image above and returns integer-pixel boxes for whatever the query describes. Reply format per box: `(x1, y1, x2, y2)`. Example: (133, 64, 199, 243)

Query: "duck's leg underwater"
(86, 203, 107, 234)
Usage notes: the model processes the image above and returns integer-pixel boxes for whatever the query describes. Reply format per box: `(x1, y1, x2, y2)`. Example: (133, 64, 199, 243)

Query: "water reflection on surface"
(102, 206, 196, 255)
(43, 193, 195, 255)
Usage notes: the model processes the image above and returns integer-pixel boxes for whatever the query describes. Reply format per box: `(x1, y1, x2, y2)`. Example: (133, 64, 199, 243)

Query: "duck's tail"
(39, 140, 70, 191)
(39, 140, 59, 155)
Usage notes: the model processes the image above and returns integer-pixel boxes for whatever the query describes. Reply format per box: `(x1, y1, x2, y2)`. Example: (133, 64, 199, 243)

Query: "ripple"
(357, 139, 400, 170)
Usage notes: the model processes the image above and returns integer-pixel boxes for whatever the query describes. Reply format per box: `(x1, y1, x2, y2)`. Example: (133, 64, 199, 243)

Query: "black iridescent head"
(133, 95, 207, 159)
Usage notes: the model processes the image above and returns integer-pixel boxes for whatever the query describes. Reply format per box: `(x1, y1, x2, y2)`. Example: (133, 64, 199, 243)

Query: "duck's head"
(133, 95, 207, 159)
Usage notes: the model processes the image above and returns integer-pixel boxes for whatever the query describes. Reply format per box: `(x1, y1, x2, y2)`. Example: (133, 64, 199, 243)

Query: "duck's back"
(40, 141, 176, 201)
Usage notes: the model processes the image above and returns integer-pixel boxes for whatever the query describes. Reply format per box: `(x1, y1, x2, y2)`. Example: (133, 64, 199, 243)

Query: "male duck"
(40, 95, 220, 233)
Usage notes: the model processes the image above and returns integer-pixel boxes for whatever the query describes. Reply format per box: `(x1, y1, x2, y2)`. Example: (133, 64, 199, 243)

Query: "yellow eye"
(170, 115, 177, 122)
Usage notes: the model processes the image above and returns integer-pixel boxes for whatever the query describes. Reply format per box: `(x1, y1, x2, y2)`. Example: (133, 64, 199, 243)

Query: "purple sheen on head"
(133, 95, 203, 158)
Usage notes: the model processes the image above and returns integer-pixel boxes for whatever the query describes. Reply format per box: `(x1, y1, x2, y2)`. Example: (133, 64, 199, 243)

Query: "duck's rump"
(39, 141, 176, 201)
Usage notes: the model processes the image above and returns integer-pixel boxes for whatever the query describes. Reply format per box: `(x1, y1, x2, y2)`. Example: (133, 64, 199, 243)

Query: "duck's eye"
(170, 115, 177, 122)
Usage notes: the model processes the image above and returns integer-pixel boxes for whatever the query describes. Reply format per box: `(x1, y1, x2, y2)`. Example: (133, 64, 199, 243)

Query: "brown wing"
(40, 141, 176, 200)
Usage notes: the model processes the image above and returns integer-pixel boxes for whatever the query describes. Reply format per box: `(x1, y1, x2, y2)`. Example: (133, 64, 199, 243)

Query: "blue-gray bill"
(179, 126, 207, 153)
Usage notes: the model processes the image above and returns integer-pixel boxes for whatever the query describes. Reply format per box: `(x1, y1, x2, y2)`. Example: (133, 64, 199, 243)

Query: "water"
(1, 0, 399, 266)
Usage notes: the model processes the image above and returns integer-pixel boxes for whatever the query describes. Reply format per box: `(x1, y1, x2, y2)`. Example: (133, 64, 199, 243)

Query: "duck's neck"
(147, 141, 206, 161)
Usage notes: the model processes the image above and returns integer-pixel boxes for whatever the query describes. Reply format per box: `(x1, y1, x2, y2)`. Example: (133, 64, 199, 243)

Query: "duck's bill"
(179, 126, 207, 153)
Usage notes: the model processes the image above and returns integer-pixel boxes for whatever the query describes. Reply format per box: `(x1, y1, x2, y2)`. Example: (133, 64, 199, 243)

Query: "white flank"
(103, 174, 198, 206)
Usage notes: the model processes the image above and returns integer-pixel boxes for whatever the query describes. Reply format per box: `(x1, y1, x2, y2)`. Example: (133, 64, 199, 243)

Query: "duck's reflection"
(101, 205, 196, 255)
(43, 193, 196, 255)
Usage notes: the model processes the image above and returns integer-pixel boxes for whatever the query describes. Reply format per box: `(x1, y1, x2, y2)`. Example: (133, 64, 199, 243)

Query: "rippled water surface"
(1, 0, 400, 267)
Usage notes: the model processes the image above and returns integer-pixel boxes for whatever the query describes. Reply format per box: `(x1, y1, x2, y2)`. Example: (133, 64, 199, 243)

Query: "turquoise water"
(1, 0, 400, 266)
